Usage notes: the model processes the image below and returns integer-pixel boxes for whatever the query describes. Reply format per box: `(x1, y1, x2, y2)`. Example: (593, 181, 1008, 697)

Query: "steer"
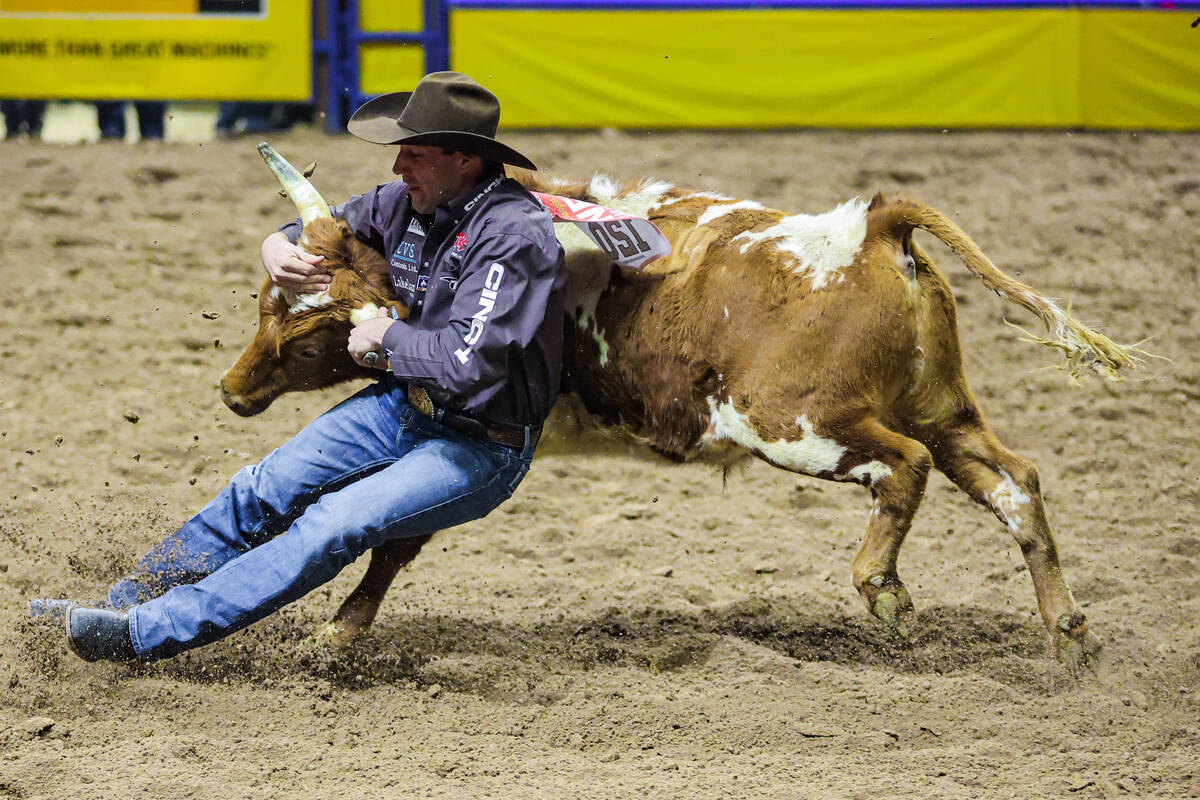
(221, 145, 1140, 676)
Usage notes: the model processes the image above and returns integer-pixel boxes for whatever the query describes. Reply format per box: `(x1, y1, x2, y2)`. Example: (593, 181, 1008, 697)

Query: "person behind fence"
(38, 71, 567, 662)
(95, 100, 166, 141)
(2, 100, 47, 139)
(216, 101, 313, 137)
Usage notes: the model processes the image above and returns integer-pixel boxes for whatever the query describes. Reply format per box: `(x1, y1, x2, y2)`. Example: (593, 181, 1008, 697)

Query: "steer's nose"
(219, 383, 262, 417)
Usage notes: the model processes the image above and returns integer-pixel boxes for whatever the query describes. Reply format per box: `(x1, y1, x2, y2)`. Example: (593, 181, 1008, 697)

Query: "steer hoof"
(300, 621, 342, 651)
(1054, 612, 1102, 678)
(304, 619, 368, 649)
(864, 575, 915, 638)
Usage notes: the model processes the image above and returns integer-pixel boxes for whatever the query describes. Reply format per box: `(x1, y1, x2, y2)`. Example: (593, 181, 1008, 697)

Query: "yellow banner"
(0, 0, 307, 101)
(453, 8, 1200, 131)
(2, 1, 197, 12)
(1080, 11, 1200, 129)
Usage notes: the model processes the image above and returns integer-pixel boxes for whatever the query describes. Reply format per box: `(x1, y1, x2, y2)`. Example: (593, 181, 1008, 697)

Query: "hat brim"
(347, 92, 537, 171)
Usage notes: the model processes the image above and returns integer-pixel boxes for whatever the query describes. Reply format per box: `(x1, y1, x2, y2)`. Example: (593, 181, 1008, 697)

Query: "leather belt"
(407, 384, 539, 450)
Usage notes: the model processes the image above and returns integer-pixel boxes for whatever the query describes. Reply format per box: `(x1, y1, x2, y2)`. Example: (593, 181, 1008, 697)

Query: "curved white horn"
(257, 142, 332, 225)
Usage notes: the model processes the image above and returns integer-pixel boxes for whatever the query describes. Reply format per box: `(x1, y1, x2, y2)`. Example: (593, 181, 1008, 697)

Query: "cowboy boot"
(66, 606, 137, 662)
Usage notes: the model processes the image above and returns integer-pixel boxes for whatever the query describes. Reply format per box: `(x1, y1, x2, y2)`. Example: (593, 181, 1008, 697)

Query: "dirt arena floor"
(1, 126, 1197, 799)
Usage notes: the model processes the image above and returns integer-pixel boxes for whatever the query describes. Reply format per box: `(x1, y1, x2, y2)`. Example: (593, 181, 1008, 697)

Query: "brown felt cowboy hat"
(347, 71, 537, 171)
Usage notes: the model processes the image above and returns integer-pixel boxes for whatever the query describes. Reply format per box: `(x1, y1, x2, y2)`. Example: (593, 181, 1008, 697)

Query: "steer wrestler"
(36, 72, 567, 662)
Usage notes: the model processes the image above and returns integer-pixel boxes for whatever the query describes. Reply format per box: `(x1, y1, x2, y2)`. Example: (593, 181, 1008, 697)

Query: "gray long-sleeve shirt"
(281, 168, 567, 427)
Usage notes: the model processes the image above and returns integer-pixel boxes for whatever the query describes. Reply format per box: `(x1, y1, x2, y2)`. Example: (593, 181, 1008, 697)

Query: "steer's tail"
(874, 195, 1143, 381)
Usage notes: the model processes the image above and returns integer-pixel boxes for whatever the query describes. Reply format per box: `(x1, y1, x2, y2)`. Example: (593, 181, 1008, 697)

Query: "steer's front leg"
(311, 534, 433, 646)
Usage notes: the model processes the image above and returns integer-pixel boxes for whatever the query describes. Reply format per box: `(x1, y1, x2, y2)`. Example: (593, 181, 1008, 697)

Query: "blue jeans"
(95, 101, 166, 140)
(106, 377, 533, 661)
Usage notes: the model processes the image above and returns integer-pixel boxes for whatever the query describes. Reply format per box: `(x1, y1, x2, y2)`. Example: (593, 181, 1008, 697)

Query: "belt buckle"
(408, 384, 436, 418)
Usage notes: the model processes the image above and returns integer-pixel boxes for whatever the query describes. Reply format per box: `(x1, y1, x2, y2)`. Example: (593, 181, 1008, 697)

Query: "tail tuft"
(1004, 319, 1146, 382)
(902, 202, 1149, 383)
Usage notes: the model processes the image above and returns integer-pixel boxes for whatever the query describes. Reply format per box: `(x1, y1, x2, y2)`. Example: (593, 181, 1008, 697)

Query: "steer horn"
(257, 142, 332, 225)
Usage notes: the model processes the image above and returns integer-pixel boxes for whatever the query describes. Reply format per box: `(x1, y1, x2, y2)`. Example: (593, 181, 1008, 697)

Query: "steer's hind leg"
(748, 414, 933, 638)
(918, 411, 1101, 676)
(838, 420, 933, 638)
(312, 534, 432, 646)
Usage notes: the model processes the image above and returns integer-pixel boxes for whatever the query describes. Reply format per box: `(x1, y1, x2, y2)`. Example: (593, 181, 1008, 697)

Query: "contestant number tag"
(533, 192, 671, 270)
(586, 220, 652, 263)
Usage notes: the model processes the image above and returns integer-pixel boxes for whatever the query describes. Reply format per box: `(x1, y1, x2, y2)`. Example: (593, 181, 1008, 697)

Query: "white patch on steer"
(587, 173, 621, 200)
(703, 401, 843, 474)
(696, 199, 765, 226)
(990, 469, 1031, 532)
(586, 175, 674, 219)
(552, 222, 614, 367)
(288, 291, 334, 315)
(542, 175, 577, 191)
(912, 345, 926, 379)
(558, 226, 607, 310)
(849, 461, 894, 486)
(595, 335, 610, 366)
(270, 283, 335, 316)
(701, 401, 892, 485)
(731, 197, 868, 290)
(555, 218, 596, 261)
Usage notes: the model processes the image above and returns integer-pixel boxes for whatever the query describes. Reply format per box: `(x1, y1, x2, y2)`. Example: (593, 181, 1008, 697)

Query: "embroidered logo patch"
(453, 233, 469, 253)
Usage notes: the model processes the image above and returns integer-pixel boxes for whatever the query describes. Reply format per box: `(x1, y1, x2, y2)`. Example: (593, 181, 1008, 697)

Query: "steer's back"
(553, 180, 935, 461)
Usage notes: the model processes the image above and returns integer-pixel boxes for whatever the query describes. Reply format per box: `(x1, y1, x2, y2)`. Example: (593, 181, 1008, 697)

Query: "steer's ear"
(259, 283, 291, 315)
(326, 267, 364, 301)
(294, 215, 350, 268)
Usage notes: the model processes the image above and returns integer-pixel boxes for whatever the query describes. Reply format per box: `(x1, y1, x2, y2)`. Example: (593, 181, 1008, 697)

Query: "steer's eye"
(299, 348, 322, 359)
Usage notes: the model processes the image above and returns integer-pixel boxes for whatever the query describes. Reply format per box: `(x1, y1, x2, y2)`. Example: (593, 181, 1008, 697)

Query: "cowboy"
(50, 72, 567, 662)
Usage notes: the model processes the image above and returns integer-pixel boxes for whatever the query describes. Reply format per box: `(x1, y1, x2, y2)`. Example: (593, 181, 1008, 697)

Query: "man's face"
(392, 145, 471, 215)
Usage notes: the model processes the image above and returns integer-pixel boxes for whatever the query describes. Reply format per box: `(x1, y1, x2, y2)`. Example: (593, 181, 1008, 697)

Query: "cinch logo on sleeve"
(453, 263, 505, 364)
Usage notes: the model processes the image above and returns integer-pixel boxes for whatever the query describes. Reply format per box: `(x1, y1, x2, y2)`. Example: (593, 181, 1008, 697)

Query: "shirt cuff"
(381, 322, 441, 380)
(278, 218, 303, 244)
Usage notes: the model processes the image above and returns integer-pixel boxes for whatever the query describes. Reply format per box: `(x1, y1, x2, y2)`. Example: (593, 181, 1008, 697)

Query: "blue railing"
(320, 0, 449, 131)
(311, 0, 340, 130)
